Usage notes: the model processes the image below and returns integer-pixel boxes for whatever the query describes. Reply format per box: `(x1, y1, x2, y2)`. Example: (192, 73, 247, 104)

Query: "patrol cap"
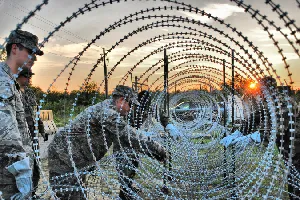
(19, 68, 35, 78)
(112, 85, 140, 106)
(7, 30, 44, 56)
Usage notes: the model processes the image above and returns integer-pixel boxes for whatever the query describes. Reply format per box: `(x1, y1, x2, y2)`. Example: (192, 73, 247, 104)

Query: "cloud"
(179, 4, 244, 23)
(249, 28, 300, 42)
(261, 43, 292, 47)
(49, 43, 99, 58)
(266, 53, 299, 65)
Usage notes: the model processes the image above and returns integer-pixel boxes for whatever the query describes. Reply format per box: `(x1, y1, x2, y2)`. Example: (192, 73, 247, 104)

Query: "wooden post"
(103, 48, 108, 99)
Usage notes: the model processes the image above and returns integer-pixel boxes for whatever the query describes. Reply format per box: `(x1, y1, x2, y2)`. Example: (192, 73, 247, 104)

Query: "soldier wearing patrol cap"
(17, 67, 48, 196)
(48, 85, 167, 199)
(0, 30, 43, 199)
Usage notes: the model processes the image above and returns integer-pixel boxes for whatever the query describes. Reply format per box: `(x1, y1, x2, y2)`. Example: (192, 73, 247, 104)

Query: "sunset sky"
(0, 0, 299, 92)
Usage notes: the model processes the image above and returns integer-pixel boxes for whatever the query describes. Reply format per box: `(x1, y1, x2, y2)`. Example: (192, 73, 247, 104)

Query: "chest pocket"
(0, 79, 15, 104)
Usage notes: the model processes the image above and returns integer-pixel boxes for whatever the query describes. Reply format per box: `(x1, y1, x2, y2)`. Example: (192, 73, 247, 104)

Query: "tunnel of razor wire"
(1, 0, 300, 199)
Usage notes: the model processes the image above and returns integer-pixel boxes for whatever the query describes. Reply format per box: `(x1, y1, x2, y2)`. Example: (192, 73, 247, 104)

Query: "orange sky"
(0, 0, 299, 92)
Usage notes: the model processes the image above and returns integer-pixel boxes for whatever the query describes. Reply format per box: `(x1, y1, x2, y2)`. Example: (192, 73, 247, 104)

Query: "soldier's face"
(26, 58, 35, 68)
(26, 54, 36, 68)
(116, 97, 130, 116)
(13, 44, 32, 68)
(17, 75, 30, 87)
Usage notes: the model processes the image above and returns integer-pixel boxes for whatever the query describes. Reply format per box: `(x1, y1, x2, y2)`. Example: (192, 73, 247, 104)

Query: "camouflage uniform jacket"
(21, 87, 37, 119)
(0, 62, 32, 185)
(48, 99, 166, 175)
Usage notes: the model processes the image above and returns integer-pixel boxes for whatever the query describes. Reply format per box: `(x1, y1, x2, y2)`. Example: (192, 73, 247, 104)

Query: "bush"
(31, 83, 106, 127)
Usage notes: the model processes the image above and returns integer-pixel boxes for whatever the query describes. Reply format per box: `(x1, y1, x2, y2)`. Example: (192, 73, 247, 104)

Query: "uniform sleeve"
(0, 110, 25, 154)
(15, 90, 30, 141)
(0, 77, 26, 164)
(103, 112, 167, 161)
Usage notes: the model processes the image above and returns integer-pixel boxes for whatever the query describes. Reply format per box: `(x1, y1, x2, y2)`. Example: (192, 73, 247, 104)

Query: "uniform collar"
(0, 61, 15, 80)
(105, 99, 115, 109)
(0, 62, 21, 90)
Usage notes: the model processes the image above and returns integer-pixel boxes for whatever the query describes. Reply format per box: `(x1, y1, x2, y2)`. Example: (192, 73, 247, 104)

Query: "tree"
(225, 74, 252, 95)
(293, 90, 300, 103)
(29, 85, 44, 100)
(0, 50, 7, 62)
(81, 81, 99, 106)
(83, 81, 98, 94)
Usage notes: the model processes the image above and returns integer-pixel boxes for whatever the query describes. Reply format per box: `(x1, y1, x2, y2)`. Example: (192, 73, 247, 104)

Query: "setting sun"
(249, 82, 257, 89)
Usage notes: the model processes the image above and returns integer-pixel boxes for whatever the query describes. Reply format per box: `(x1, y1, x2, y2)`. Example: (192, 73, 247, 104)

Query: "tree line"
(31, 81, 106, 127)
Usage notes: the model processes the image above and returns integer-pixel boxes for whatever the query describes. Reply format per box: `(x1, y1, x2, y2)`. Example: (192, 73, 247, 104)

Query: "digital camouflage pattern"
(21, 87, 37, 119)
(20, 86, 45, 137)
(48, 99, 166, 175)
(20, 86, 45, 193)
(0, 62, 33, 199)
(7, 30, 43, 55)
(48, 99, 166, 198)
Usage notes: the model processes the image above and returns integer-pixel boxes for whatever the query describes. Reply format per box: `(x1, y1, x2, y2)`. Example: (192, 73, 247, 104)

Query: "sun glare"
(249, 82, 257, 89)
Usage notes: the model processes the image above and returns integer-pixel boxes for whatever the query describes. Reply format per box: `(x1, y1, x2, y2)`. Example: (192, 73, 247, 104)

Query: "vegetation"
(0, 49, 7, 62)
(30, 81, 106, 127)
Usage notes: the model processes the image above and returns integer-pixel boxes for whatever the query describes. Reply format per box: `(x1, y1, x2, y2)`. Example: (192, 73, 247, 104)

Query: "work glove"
(165, 124, 182, 138)
(220, 130, 261, 149)
(249, 131, 261, 143)
(233, 131, 261, 150)
(220, 130, 242, 147)
(143, 131, 156, 138)
(7, 157, 33, 199)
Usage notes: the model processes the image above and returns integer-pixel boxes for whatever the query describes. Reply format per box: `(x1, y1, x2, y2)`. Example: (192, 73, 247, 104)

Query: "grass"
(36, 131, 290, 199)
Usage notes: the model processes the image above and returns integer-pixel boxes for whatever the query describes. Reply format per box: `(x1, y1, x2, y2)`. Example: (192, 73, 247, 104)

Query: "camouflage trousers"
(115, 152, 140, 200)
(0, 156, 21, 199)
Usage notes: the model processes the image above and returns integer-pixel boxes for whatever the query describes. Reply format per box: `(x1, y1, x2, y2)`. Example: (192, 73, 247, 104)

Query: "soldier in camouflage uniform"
(17, 67, 47, 142)
(0, 30, 43, 199)
(48, 85, 167, 199)
(17, 67, 48, 196)
(117, 90, 153, 199)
